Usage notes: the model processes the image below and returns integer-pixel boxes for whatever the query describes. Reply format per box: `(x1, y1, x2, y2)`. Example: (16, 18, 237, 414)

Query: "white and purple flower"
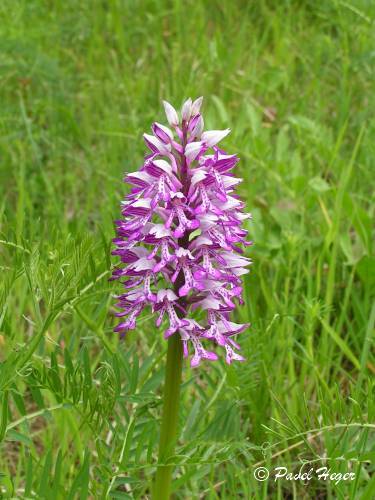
(111, 98, 252, 366)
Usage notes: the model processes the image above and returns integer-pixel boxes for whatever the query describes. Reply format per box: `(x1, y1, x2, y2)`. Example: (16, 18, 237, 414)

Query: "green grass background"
(0, 0, 374, 498)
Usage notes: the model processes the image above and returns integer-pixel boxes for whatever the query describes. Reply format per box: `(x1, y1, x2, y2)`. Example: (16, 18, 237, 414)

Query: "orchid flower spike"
(111, 97, 252, 367)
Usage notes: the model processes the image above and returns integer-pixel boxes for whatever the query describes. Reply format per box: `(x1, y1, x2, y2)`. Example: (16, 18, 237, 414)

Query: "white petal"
(236, 212, 252, 221)
(219, 252, 251, 267)
(182, 319, 204, 331)
(132, 257, 155, 271)
(232, 267, 250, 276)
(201, 129, 230, 148)
(175, 248, 194, 259)
(163, 100, 179, 126)
(217, 321, 247, 333)
(212, 195, 241, 210)
(196, 297, 222, 310)
(185, 141, 203, 161)
(157, 289, 178, 302)
(127, 289, 144, 301)
(190, 169, 207, 188)
(222, 175, 242, 188)
(143, 133, 171, 155)
(191, 235, 213, 247)
(123, 198, 151, 208)
(170, 191, 185, 200)
(217, 153, 236, 161)
(181, 98, 192, 121)
(191, 96, 203, 116)
(132, 247, 149, 257)
(196, 213, 218, 229)
(126, 171, 153, 183)
(149, 223, 172, 238)
(152, 159, 173, 175)
(154, 122, 174, 141)
(179, 328, 190, 341)
(191, 115, 204, 138)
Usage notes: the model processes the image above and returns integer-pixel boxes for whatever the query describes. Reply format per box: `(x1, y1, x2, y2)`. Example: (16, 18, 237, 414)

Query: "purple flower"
(111, 97, 252, 367)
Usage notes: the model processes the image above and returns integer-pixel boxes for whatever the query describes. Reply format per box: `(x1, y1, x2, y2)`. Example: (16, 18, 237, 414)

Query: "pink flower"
(111, 98, 252, 366)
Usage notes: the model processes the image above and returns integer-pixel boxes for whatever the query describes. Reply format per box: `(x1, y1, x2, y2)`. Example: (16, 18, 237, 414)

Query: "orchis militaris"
(111, 97, 252, 366)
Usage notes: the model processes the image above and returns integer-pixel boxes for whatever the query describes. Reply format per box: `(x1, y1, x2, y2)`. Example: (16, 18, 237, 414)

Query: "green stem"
(153, 333, 183, 499)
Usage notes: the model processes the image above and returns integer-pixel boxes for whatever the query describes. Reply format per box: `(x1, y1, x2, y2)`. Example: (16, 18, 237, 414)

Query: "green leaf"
(0, 390, 8, 442)
(0, 471, 13, 497)
(319, 317, 361, 370)
(357, 256, 375, 288)
(129, 355, 139, 394)
(6, 429, 33, 446)
(67, 450, 90, 500)
(39, 449, 52, 498)
(308, 176, 331, 193)
(188, 228, 202, 241)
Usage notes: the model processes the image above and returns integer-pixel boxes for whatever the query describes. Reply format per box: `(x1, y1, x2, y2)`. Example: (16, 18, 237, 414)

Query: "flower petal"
(163, 100, 179, 126)
(201, 129, 230, 148)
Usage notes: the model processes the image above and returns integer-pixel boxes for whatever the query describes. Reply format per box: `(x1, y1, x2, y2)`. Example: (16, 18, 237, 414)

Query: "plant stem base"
(153, 333, 183, 499)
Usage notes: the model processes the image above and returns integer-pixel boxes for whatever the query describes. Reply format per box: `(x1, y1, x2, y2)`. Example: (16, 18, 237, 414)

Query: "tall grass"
(0, 1, 374, 498)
